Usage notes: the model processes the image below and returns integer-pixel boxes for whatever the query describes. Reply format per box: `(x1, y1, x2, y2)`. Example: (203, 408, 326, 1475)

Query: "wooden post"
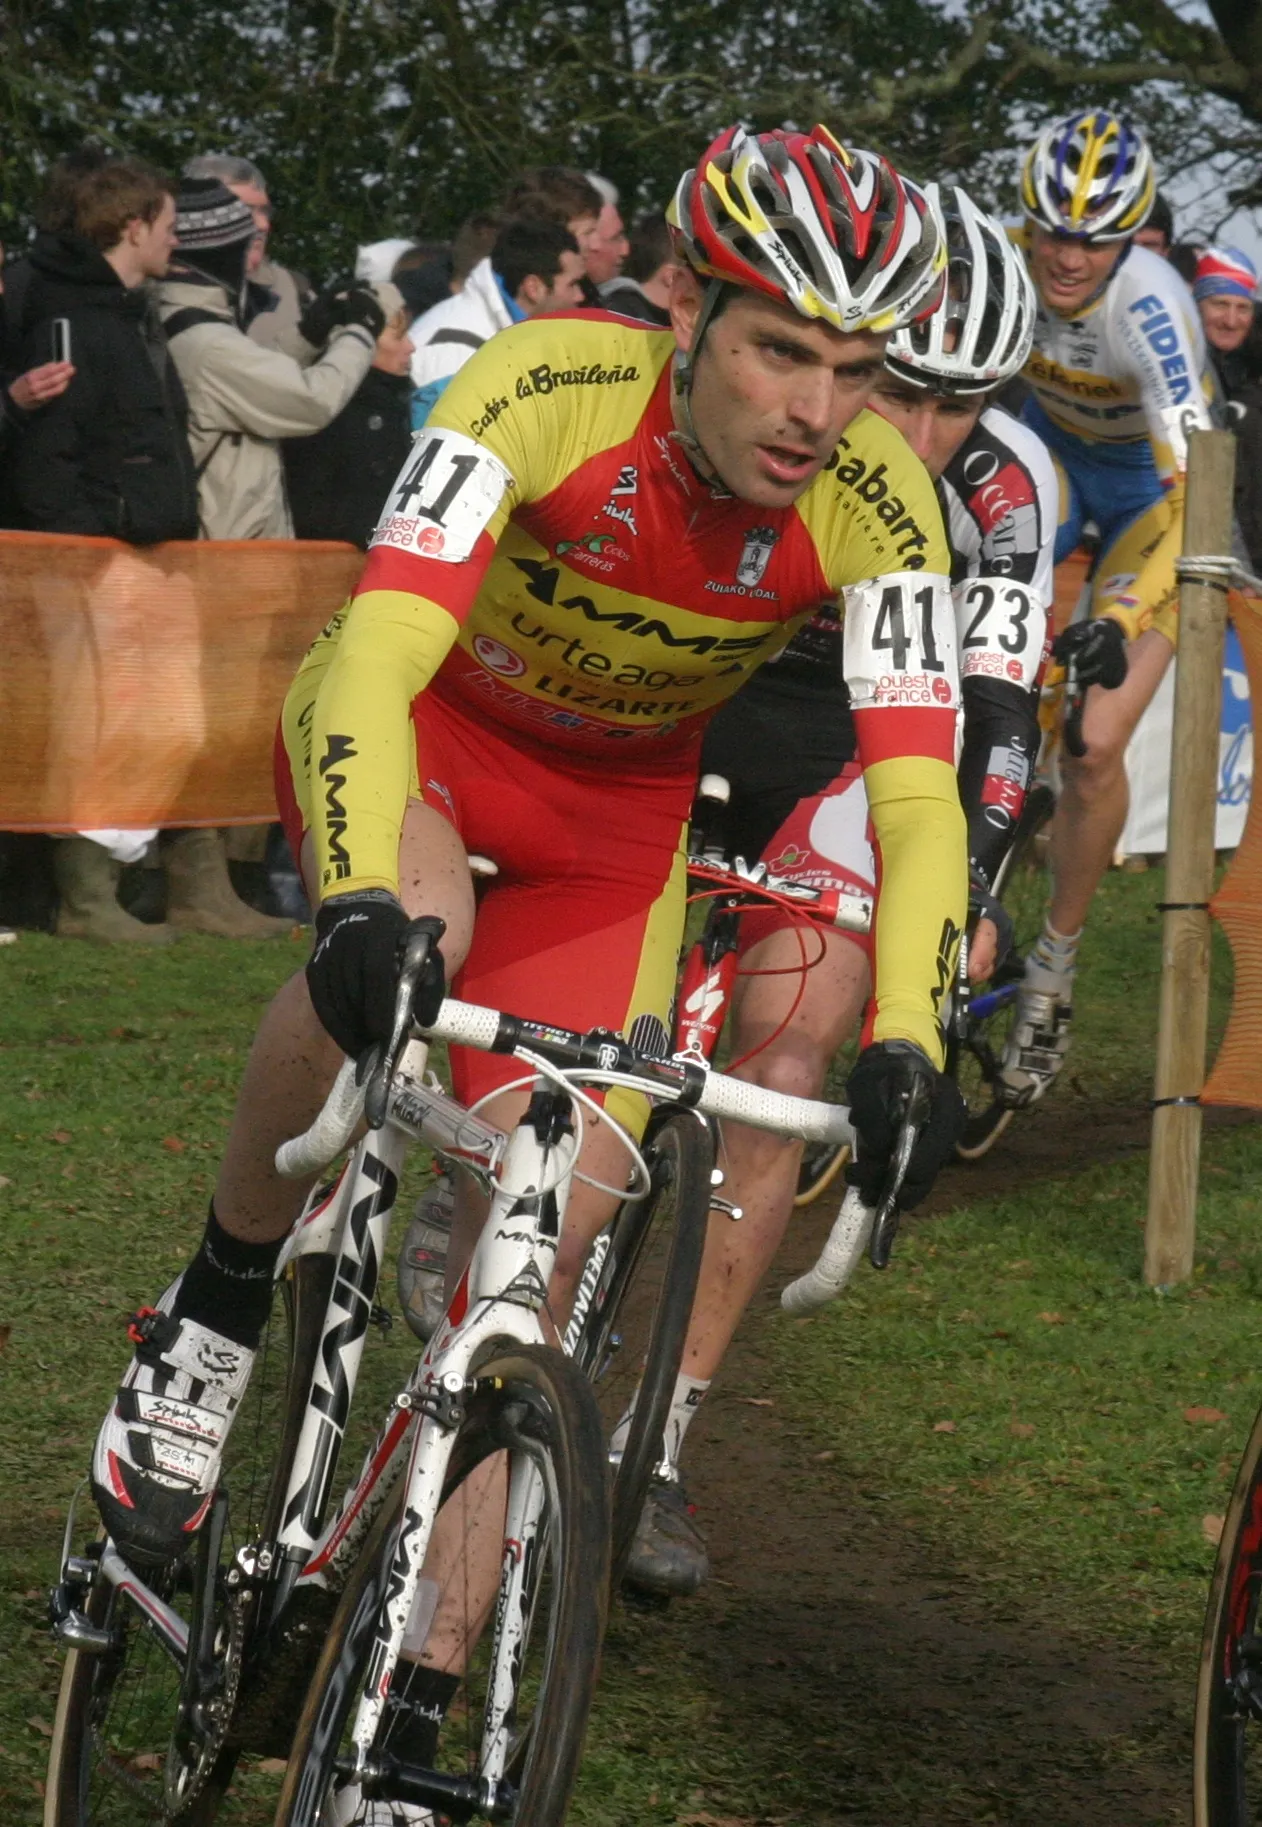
(1144, 429, 1235, 1287)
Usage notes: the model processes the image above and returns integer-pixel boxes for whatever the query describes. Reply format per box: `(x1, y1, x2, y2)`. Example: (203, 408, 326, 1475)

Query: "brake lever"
(364, 918, 446, 1131)
(868, 1074, 931, 1270)
(1061, 653, 1087, 760)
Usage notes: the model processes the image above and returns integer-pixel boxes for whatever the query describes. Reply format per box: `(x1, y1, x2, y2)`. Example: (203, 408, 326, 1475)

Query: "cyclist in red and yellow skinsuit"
(92, 129, 967, 1625)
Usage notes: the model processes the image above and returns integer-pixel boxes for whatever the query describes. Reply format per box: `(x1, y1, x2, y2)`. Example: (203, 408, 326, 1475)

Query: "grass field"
(1, 868, 1257, 1824)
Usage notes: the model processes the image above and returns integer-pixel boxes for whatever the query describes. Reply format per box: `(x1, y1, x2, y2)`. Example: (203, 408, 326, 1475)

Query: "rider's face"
(1028, 227, 1125, 317)
(670, 272, 887, 507)
(868, 374, 985, 480)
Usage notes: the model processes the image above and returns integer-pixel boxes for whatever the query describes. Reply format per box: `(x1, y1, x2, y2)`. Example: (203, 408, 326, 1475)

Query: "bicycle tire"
(275, 1341, 609, 1827)
(793, 1139, 850, 1208)
(953, 781, 1056, 1161)
(1194, 1400, 1262, 1825)
(43, 1260, 322, 1827)
(570, 1109, 712, 1582)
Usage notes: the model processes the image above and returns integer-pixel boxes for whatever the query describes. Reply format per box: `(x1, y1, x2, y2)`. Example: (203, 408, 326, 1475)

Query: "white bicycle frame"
(271, 995, 856, 1788)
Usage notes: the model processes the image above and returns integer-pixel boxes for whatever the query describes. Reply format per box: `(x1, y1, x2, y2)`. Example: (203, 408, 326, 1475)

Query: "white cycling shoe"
(90, 1278, 255, 1566)
(997, 983, 1073, 1108)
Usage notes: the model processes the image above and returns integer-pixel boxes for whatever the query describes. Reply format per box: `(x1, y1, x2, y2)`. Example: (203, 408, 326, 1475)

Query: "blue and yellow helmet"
(1020, 110, 1155, 243)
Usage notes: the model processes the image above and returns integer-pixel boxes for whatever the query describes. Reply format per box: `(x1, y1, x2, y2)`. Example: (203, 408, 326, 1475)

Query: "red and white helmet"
(668, 125, 946, 335)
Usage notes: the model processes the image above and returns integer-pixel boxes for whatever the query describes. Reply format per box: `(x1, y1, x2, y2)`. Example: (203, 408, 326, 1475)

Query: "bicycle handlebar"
(275, 994, 855, 1179)
(1061, 653, 1087, 760)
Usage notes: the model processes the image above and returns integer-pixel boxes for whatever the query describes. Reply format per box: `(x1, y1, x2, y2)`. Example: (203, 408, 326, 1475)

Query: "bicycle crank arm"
(344, 1752, 516, 1821)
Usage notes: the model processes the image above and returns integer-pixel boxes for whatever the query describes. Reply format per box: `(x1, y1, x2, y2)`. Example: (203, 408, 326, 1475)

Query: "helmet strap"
(670, 277, 730, 487)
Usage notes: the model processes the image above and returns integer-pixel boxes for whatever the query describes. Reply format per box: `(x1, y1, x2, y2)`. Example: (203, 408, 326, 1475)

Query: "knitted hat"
(1194, 245, 1258, 303)
(174, 177, 256, 251)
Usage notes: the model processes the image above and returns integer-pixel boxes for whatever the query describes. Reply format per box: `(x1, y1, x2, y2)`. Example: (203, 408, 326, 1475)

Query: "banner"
(1120, 615, 1252, 857)
(0, 531, 361, 830)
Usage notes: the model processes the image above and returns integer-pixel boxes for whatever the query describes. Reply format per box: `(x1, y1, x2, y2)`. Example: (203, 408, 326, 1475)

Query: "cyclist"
(625, 185, 1056, 1598)
(997, 109, 1215, 1106)
(89, 124, 966, 1806)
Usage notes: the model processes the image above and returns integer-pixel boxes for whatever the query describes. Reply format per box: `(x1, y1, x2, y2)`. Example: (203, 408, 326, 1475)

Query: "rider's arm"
(807, 412, 968, 1070)
(947, 407, 1055, 884)
(307, 418, 518, 897)
(1110, 256, 1214, 491)
(843, 574, 967, 1069)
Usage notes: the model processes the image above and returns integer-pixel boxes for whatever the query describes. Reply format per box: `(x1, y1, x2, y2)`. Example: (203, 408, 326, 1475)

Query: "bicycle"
(46, 922, 853, 1826)
(1194, 1398, 1262, 1824)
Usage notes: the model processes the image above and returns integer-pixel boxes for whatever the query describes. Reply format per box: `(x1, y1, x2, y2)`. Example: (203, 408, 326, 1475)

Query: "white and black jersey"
(700, 405, 1058, 886)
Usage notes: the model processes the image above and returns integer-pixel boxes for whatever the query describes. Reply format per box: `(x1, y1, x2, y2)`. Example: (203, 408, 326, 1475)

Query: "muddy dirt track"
(601, 1100, 1254, 1826)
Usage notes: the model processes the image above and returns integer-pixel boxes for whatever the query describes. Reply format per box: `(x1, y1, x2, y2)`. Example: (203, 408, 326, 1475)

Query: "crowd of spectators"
(0, 144, 647, 946)
(6, 149, 1262, 946)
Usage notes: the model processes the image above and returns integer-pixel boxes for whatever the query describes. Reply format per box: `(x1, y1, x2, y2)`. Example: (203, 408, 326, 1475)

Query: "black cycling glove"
(1052, 617, 1128, 690)
(298, 282, 386, 348)
(307, 891, 411, 1058)
(845, 1039, 965, 1212)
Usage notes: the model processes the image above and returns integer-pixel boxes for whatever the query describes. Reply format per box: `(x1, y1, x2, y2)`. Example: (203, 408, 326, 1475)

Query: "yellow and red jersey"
(286, 311, 967, 1063)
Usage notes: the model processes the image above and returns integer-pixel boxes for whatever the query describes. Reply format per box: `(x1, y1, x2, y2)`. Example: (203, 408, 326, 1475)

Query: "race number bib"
(953, 578, 1043, 691)
(371, 428, 514, 562)
(842, 572, 959, 713)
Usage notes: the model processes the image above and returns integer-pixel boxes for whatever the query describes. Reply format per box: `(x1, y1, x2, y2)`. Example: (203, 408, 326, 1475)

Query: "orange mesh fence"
(1203, 588, 1262, 1106)
(0, 531, 361, 830)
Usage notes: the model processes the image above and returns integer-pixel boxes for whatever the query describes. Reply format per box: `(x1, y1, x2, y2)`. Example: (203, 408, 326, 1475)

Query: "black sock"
(172, 1204, 283, 1348)
(383, 1666, 461, 1767)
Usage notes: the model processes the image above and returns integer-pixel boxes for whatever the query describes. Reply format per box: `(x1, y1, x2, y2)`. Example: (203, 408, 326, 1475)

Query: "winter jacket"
(283, 366, 413, 549)
(157, 264, 374, 539)
(9, 231, 198, 543)
(408, 257, 521, 423)
(245, 257, 315, 360)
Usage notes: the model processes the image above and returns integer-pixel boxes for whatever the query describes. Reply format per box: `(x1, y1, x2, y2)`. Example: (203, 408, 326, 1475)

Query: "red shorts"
(737, 758, 876, 959)
(277, 687, 691, 1124)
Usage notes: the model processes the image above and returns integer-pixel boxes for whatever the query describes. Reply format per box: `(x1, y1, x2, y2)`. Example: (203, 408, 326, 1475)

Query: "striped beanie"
(1193, 246, 1258, 303)
(174, 178, 256, 251)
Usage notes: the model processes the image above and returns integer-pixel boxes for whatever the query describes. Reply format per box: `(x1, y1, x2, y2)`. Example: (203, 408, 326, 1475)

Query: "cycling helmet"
(1020, 110, 1155, 243)
(884, 185, 1036, 394)
(668, 124, 946, 335)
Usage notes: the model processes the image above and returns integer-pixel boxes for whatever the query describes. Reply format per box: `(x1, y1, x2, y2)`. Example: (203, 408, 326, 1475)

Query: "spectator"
(1194, 245, 1262, 571)
(392, 240, 454, 318)
(584, 172, 630, 287)
(10, 156, 196, 543)
(284, 281, 415, 548)
(0, 240, 75, 478)
(1134, 190, 1175, 256)
(1170, 240, 1205, 287)
(8, 157, 218, 944)
(182, 153, 314, 353)
(355, 238, 416, 285)
(599, 212, 674, 325)
(409, 218, 585, 422)
(158, 177, 380, 538)
(449, 213, 501, 290)
(500, 167, 603, 288)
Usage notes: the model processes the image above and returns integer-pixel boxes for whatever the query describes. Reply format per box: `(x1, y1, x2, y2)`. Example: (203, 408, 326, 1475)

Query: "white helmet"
(1020, 110, 1155, 243)
(884, 185, 1036, 395)
(668, 124, 946, 335)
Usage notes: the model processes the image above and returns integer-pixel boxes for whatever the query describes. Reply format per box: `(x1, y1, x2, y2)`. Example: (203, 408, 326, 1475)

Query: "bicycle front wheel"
(953, 781, 1056, 1161)
(570, 1109, 712, 1581)
(1194, 1401, 1262, 1825)
(276, 1342, 609, 1827)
